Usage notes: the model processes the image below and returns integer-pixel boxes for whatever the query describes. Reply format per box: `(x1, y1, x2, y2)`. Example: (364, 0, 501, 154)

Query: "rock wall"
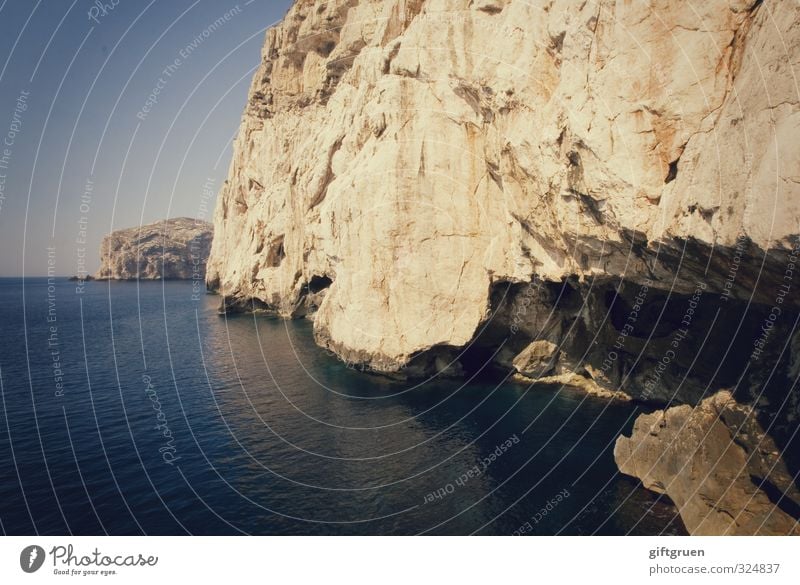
(615, 391, 800, 536)
(208, 0, 799, 369)
(96, 217, 213, 280)
(206, 0, 800, 533)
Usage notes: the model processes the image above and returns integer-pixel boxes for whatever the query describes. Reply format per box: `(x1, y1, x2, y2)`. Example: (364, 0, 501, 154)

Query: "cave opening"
(308, 274, 333, 293)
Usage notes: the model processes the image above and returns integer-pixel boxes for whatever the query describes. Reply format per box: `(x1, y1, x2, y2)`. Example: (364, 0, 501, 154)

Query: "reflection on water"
(0, 278, 685, 535)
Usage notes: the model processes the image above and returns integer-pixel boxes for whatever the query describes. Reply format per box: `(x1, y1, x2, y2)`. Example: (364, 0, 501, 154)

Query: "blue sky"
(0, 0, 293, 276)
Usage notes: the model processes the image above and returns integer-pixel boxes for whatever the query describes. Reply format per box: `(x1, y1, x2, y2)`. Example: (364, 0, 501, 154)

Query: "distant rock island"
(95, 217, 213, 280)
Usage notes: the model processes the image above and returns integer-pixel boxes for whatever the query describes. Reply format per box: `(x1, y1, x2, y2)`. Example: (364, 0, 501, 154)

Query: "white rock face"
(206, 0, 800, 535)
(97, 218, 213, 280)
(207, 0, 800, 371)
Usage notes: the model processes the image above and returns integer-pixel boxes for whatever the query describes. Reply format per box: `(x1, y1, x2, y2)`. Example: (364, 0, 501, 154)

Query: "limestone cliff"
(208, 0, 798, 370)
(207, 0, 800, 533)
(96, 217, 213, 280)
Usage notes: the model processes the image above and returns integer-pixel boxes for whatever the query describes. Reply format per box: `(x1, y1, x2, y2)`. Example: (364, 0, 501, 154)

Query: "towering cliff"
(207, 0, 800, 533)
(96, 217, 213, 280)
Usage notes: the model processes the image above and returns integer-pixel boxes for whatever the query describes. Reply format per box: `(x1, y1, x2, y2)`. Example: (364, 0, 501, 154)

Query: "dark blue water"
(0, 278, 685, 535)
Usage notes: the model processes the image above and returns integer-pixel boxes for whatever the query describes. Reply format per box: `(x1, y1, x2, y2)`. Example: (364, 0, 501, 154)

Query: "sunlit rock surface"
(208, 0, 798, 370)
(206, 0, 800, 534)
(96, 218, 213, 280)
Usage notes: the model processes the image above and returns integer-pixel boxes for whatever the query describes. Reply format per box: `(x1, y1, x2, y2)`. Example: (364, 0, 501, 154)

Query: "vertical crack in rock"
(664, 158, 679, 183)
(265, 235, 286, 267)
(308, 136, 344, 210)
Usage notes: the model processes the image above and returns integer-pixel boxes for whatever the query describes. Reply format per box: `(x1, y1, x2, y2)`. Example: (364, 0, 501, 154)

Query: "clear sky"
(0, 0, 293, 276)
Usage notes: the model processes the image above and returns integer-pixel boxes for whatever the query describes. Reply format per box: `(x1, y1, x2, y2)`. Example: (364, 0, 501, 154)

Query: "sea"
(0, 277, 686, 535)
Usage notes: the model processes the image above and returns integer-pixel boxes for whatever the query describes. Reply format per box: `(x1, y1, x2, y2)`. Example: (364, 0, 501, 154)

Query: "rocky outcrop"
(615, 391, 800, 536)
(512, 340, 559, 379)
(206, 0, 800, 533)
(96, 218, 213, 280)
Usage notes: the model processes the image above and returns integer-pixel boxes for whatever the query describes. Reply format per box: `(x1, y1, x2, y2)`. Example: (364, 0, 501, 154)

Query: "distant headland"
(92, 217, 213, 281)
